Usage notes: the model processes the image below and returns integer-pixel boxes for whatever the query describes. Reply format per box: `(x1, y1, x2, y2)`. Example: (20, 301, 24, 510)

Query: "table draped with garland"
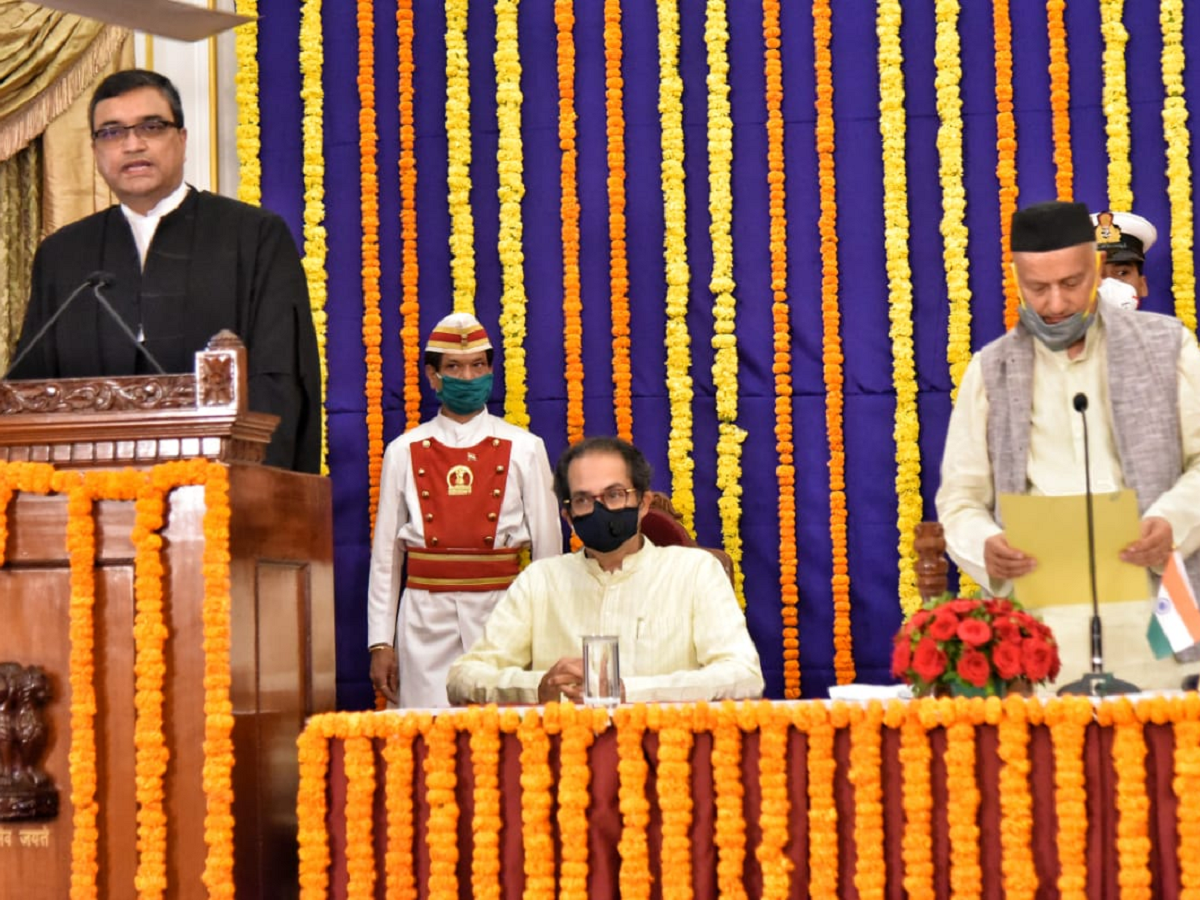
(298, 695, 1200, 899)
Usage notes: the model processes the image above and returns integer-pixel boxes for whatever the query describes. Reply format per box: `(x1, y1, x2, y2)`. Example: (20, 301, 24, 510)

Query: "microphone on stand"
(1057, 392, 1140, 696)
(4, 272, 166, 379)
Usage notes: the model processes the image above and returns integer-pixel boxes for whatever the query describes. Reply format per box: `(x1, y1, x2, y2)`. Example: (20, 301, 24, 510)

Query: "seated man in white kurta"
(936, 200, 1200, 691)
(366, 313, 562, 708)
(446, 436, 764, 705)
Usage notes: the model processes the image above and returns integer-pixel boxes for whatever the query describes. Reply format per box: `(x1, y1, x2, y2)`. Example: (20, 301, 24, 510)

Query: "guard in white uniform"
(366, 313, 562, 707)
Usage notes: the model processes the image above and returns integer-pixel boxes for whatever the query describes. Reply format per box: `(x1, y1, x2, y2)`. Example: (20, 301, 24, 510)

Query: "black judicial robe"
(11, 188, 320, 473)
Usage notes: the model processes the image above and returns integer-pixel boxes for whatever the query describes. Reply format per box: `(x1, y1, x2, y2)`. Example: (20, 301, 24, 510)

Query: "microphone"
(4, 272, 166, 379)
(1057, 391, 1140, 696)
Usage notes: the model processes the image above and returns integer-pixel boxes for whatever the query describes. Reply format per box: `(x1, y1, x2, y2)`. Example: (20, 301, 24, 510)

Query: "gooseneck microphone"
(4, 272, 166, 379)
(1057, 391, 1140, 696)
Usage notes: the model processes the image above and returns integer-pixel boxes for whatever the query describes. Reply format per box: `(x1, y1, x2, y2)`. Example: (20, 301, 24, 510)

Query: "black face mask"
(571, 504, 639, 554)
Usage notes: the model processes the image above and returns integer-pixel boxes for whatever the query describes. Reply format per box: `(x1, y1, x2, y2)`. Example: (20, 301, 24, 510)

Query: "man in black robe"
(10, 69, 320, 473)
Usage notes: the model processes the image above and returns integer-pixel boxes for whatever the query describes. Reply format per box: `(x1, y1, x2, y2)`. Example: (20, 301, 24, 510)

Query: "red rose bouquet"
(892, 595, 1062, 697)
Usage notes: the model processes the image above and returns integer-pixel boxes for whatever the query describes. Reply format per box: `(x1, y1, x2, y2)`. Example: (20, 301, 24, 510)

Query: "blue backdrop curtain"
(249, 0, 1198, 708)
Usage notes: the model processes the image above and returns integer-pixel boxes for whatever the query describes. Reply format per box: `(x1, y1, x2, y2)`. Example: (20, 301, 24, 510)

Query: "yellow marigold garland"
(1046, 697, 1092, 900)
(344, 728, 378, 900)
(495, 0, 530, 428)
(299, 0, 328, 471)
(813, 0, 853, 686)
(1099, 0, 1133, 212)
(425, 713, 460, 900)
(702, 0, 747, 606)
(764, 0, 799, 698)
(656, 0, 695, 532)
(232, 0, 261, 207)
(849, 703, 886, 899)
(445, 0, 475, 315)
(898, 701, 935, 899)
(520, 706, 555, 900)
(945, 698, 983, 898)
(382, 715, 423, 900)
(360, 0, 384, 530)
(797, 700, 838, 898)
(997, 695, 1038, 899)
(1046, 0, 1073, 199)
(934, 0, 973, 399)
(298, 716, 333, 899)
(1098, 699, 1152, 899)
(397, 0, 422, 430)
(1170, 693, 1200, 895)
(605, 0, 632, 441)
(556, 0, 585, 445)
(467, 706, 502, 900)
(133, 474, 169, 899)
(615, 703, 652, 900)
(994, 0, 1021, 329)
(877, 0, 923, 618)
(1161, 0, 1198, 332)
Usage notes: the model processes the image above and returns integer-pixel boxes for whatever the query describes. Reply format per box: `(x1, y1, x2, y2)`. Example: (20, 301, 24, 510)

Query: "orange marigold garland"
(397, 0, 422, 430)
(360, 0, 384, 530)
(997, 695, 1038, 900)
(798, 700, 838, 898)
(710, 702, 748, 900)
(813, 0, 852, 686)
(556, 0, 585, 444)
(1171, 693, 1200, 896)
(520, 706, 556, 899)
(615, 703, 652, 900)
(1046, 0, 1073, 199)
(849, 703, 886, 900)
(994, 0, 1021, 328)
(425, 712, 460, 900)
(344, 728, 378, 900)
(652, 704, 694, 900)
(605, 0, 632, 441)
(1046, 697, 1092, 900)
(765, 0, 799, 697)
(756, 703, 792, 900)
(1099, 699, 1152, 900)
(898, 701, 935, 899)
(468, 705, 502, 900)
(945, 698, 983, 898)
(558, 704, 602, 900)
(298, 717, 333, 899)
(382, 715, 422, 900)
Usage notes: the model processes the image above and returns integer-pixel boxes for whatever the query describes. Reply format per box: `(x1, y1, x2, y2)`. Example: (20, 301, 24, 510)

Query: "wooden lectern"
(0, 333, 335, 898)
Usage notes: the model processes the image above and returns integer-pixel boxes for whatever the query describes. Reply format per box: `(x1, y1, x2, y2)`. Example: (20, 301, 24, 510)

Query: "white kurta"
(367, 410, 561, 707)
(446, 537, 765, 705)
(936, 321, 1200, 690)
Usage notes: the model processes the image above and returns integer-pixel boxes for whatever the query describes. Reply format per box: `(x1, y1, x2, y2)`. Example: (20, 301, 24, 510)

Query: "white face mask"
(1097, 276, 1139, 311)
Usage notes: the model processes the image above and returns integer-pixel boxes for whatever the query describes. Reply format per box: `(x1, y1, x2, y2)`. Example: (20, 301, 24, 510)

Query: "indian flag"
(1147, 551, 1200, 659)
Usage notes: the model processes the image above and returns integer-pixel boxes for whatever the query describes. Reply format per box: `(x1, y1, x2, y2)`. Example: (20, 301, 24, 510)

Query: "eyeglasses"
(92, 118, 181, 144)
(565, 486, 638, 516)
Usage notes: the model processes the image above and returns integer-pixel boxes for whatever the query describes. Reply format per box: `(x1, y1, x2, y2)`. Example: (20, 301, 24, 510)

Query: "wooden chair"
(640, 491, 735, 584)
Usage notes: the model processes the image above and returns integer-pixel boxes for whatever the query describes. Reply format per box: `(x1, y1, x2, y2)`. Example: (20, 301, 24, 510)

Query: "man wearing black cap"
(936, 200, 1200, 689)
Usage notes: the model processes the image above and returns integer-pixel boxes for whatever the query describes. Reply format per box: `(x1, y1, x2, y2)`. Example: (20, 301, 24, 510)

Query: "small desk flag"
(1147, 551, 1200, 659)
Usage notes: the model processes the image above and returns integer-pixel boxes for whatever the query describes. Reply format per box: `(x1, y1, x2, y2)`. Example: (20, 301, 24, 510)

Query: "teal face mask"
(437, 373, 493, 415)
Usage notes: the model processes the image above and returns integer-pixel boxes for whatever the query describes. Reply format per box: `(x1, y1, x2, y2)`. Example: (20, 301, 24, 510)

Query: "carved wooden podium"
(0, 333, 335, 898)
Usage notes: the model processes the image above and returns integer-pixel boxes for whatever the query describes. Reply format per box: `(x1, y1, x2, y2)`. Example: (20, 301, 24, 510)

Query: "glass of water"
(582, 635, 621, 706)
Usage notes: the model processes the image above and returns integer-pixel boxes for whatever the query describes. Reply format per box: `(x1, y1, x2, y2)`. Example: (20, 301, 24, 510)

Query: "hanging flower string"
(994, 0, 1021, 328)
(799, 701, 839, 897)
(704, 0, 746, 606)
(1046, 0, 1073, 200)
(877, 0, 923, 618)
(425, 713, 460, 900)
(1169, 694, 1200, 895)
(1099, 0, 1132, 212)
(1099, 700, 1152, 899)
(604, 0, 632, 442)
(382, 715, 424, 900)
(397, 0, 421, 430)
(556, 0, 585, 445)
(495, 0, 530, 428)
(615, 703, 651, 900)
(757, 703, 792, 899)
(709, 703, 748, 900)
(468, 705, 503, 900)
(299, 0, 328, 471)
(813, 0, 853, 686)
(297, 719, 332, 899)
(519, 706, 555, 900)
(344, 728, 378, 900)
(558, 704, 606, 900)
(764, 0, 799, 697)
(1046, 698, 1092, 899)
(653, 705, 695, 899)
(1160, 0, 1198, 332)
(850, 703, 886, 899)
(359, 0, 384, 530)
(445, 0, 476, 315)
(945, 698, 984, 898)
(997, 695, 1039, 899)
(898, 702, 935, 898)
(656, 0, 696, 532)
(232, 0, 261, 207)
